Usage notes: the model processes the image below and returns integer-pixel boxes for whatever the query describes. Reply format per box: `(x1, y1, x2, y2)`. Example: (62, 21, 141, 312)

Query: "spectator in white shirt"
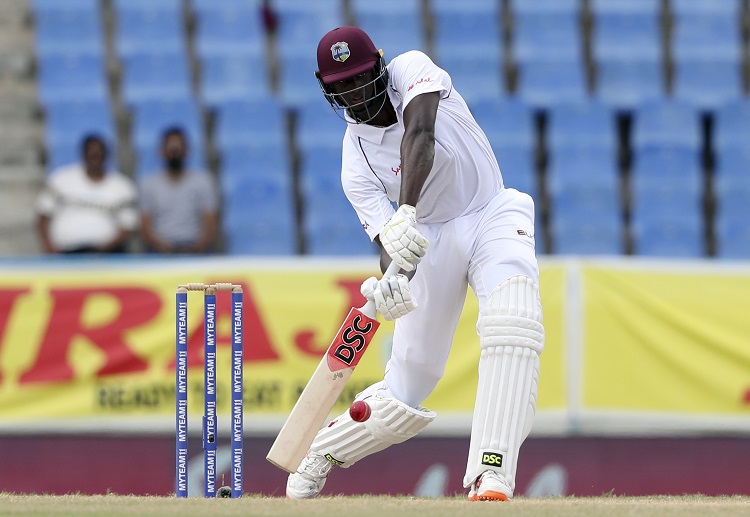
(36, 134, 138, 254)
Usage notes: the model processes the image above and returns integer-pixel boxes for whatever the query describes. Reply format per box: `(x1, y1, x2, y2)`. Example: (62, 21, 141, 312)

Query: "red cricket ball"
(349, 400, 372, 422)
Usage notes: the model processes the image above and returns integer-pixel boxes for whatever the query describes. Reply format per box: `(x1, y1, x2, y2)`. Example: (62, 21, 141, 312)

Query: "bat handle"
(360, 260, 402, 319)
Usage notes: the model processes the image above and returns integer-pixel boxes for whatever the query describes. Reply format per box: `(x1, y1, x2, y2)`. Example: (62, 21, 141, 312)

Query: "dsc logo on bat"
(326, 308, 380, 372)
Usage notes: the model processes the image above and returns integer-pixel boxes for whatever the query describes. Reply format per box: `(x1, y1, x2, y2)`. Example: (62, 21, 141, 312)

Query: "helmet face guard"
(316, 54, 389, 124)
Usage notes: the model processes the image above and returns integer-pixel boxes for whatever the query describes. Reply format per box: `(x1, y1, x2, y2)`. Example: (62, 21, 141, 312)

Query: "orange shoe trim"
(475, 490, 508, 501)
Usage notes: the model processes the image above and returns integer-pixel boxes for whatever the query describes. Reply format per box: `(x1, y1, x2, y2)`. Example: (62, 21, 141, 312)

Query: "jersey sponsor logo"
(517, 229, 534, 238)
(331, 41, 350, 62)
(407, 77, 433, 92)
(481, 451, 504, 467)
(391, 164, 401, 175)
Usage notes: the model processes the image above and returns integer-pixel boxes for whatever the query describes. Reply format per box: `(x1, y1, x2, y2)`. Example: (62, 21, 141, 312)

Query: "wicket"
(175, 283, 244, 498)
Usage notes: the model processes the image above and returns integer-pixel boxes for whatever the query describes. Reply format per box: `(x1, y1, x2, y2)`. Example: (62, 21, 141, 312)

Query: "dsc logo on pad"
(481, 452, 504, 467)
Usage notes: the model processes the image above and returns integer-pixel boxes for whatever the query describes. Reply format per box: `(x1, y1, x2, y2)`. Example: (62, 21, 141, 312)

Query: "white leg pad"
(463, 275, 545, 493)
(310, 396, 436, 468)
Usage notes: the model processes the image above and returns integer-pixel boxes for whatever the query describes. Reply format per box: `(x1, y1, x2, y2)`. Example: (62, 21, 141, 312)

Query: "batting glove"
(378, 205, 429, 272)
(361, 274, 416, 321)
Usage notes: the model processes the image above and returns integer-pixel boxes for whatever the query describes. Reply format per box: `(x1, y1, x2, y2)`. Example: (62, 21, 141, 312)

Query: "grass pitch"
(1, 493, 749, 517)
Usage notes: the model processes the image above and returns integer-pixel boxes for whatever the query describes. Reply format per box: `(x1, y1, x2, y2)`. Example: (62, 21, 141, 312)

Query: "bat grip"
(360, 260, 402, 318)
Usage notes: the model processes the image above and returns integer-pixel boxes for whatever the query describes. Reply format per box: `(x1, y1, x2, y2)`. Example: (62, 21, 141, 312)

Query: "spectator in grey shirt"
(139, 127, 219, 253)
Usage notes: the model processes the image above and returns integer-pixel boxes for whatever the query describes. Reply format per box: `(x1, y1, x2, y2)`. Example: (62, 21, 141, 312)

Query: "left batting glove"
(379, 205, 429, 272)
(361, 274, 416, 321)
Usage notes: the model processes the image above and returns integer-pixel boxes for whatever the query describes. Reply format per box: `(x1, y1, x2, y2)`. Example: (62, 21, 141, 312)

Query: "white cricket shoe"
(286, 451, 337, 499)
(467, 470, 512, 501)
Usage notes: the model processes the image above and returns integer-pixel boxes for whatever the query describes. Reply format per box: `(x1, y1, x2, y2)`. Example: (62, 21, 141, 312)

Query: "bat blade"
(266, 306, 380, 473)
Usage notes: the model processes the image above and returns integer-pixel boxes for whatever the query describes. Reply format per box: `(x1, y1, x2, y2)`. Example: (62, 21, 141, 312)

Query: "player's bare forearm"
(399, 92, 440, 207)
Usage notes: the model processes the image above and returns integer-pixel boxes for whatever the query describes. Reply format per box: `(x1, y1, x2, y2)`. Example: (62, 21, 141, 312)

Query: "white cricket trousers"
(376, 187, 540, 407)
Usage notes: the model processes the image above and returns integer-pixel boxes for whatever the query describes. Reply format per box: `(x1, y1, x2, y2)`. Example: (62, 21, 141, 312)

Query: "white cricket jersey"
(340, 50, 504, 241)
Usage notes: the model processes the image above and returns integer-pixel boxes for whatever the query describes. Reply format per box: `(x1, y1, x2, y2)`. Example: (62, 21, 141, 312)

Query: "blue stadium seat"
(671, 0, 740, 16)
(120, 51, 192, 105)
(193, 4, 265, 58)
(552, 216, 623, 255)
(511, 0, 579, 15)
(632, 99, 700, 150)
(595, 58, 663, 111)
(278, 53, 324, 108)
(199, 54, 270, 107)
(354, 14, 426, 59)
(630, 146, 703, 234)
(592, 12, 661, 62)
(671, 9, 741, 62)
(304, 210, 379, 255)
(352, 0, 419, 15)
(220, 143, 290, 182)
(470, 98, 536, 149)
(191, 0, 261, 11)
(432, 0, 502, 14)
(590, 0, 660, 15)
(438, 53, 504, 106)
(274, 2, 344, 60)
(222, 175, 297, 255)
(714, 99, 750, 152)
(37, 54, 108, 105)
(352, 0, 424, 57)
(496, 146, 536, 197)
(673, 58, 742, 111)
(632, 146, 702, 181)
(715, 217, 750, 259)
(546, 143, 622, 255)
(300, 149, 376, 255)
(517, 58, 588, 109)
(513, 12, 581, 62)
(714, 163, 750, 224)
(715, 147, 750, 181)
(44, 99, 115, 157)
(296, 103, 347, 152)
(548, 145, 619, 185)
(630, 174, 703, 225)
(433, 10, 502, 61)
(273, 0, 341, 14)
(214, 98, 286, 151)
(113, 4, 185, 57)
(632, 218, 704, 257)
(130, 98, 205, 176)
(547, 101, 617, 152)
(112, 0, 182, 12)
(33, 0, 104, 56)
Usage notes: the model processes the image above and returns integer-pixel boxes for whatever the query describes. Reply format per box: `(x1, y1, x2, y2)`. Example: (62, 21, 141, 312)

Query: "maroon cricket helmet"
(316, 26, 379, 84)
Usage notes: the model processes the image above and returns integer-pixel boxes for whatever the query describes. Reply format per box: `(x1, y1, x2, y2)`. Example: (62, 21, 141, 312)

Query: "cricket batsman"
(286, 26, 544, 502)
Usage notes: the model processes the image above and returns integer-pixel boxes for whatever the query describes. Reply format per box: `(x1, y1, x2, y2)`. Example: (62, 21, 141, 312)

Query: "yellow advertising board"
(0, 261, 564, 420)
(0, 258, 747, 426)
(583, 264, 750, 414)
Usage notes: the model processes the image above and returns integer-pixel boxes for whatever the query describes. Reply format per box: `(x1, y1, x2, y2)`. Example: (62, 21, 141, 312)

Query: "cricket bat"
(266, 261, 401, 473)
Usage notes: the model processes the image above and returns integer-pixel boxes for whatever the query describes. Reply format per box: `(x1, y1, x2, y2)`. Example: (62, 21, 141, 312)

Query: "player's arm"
(377, 92, 438, 273)
(399, 91, 440, 207)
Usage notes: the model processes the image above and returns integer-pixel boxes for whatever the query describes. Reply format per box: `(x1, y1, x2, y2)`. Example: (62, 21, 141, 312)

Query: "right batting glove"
(360, 274, 416, 321)
(378, 205, 429, 272)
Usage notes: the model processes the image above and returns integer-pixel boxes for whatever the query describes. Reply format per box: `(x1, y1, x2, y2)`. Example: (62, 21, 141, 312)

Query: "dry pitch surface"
(1, 493, 749, 517)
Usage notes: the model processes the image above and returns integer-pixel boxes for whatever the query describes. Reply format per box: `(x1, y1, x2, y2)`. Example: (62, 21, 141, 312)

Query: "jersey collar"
(345, 86, 401, 144)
